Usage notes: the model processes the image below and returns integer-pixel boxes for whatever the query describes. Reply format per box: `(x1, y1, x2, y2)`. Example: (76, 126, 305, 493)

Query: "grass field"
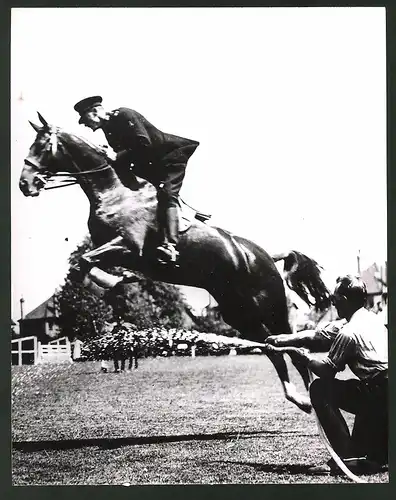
(12, 355, 389, 485)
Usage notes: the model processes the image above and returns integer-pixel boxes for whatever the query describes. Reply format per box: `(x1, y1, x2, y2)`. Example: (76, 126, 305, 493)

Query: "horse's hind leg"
(262, 310, 312, 409)
(259, 328, 312, 414)
(219, 304, 312, 413)
(288, 352, 310, 390)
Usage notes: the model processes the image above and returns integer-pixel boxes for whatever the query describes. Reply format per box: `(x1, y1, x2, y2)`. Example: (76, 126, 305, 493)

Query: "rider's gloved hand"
(266, 335, 280, 345)
(99, 145, 116, 161)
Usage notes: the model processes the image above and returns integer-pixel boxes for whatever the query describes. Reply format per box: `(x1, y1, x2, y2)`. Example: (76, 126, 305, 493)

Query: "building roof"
(360, 263, 387, 295)
(21, 295, 60, 321)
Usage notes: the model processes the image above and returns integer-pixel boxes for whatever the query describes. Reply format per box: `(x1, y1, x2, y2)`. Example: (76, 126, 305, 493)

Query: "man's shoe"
(156, 244, 179, 264)
(308, 457, 386, 477)
(343, 457, 388, 475)
(307, 459, 339, 476)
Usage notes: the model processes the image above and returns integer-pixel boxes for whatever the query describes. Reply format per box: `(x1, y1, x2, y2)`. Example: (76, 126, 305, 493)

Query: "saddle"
(178, 198, 212, 233)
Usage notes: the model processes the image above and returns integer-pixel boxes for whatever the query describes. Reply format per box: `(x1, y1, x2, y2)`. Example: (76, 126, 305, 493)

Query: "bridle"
(24, 128, 112, 191)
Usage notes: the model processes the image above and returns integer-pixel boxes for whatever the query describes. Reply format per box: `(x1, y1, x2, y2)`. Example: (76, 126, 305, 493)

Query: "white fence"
(38, 337, 72, 364)
(11, 336, 72, 365)
(11, 336, 39, 366)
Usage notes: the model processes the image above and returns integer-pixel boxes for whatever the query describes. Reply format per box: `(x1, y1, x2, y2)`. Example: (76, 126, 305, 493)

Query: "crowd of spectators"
(80, 324, 248, 363)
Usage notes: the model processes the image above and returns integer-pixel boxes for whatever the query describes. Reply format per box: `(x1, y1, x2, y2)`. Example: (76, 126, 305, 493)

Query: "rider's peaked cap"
(74, 96, 103, 123)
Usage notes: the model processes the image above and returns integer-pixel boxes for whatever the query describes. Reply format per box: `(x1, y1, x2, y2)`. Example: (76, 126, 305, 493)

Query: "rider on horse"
(73, 95, 199, 265)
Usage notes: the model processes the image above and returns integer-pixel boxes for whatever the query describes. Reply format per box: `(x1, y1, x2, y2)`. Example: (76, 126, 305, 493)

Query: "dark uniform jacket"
(102, 107, 199, 185)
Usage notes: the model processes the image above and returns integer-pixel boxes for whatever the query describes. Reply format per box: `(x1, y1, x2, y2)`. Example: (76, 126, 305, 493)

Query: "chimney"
(20, 296, 25, 320)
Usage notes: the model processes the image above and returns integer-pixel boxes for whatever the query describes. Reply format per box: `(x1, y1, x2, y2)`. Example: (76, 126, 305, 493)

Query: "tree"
(58, 235, 190, 340)
(59, 243, 113, 341)
(193, 310, 240, 337)
(106, 280, 187, 330)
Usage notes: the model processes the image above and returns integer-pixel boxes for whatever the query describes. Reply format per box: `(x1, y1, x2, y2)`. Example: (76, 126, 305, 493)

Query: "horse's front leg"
(79, 237, 140, 292)
(81, 236, 126, 268)
(83, 268, 123, 295)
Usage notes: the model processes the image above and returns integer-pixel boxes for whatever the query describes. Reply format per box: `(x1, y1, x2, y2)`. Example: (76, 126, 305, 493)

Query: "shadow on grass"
(13, 429, 314, 453)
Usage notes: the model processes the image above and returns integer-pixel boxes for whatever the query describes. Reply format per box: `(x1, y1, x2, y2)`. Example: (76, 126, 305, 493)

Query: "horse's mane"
(58, 128, 110, 161)
(56, 127, 156, 195)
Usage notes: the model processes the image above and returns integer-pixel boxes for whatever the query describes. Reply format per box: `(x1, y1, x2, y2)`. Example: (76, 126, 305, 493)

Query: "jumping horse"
(19, 114, 331, 413)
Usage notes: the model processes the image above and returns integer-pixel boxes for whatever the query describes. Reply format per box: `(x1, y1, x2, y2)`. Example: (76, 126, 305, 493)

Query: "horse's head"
(19, 112, 113, 197)
(19, 113, 63, 197)
(20, 114, 153, 206)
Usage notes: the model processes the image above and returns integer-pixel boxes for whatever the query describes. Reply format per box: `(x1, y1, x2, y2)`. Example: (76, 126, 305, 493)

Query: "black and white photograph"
(11, 6, 388, 485)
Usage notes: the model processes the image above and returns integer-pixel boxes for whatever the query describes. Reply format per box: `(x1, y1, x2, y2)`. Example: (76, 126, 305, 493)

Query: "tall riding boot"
(165, 206, 179, 246)
(157, 206, 180, 263)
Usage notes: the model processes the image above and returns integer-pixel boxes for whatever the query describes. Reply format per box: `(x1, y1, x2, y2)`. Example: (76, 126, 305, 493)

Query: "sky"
(11, 7, 387, 320)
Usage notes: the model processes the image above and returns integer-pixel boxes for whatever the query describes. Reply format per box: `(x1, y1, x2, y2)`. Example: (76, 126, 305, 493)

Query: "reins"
(42, 163, 112, 190)
(43, 179, 81, 190)
(50, 163, 112, 177)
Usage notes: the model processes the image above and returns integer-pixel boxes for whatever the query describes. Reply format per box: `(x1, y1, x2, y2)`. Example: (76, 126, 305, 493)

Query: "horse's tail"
(273, 251, 331, 312)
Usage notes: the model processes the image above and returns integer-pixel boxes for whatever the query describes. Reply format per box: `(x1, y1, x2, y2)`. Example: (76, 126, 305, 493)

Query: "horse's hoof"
(299, 401, 312, 414)
(157, 259, 180, 269)
(156, 245, 179, 266)
(72, 258, 93, 279)
(69, 265, 85, 283)
(121, 271, 140, 283)
(287, 391, 312, 414)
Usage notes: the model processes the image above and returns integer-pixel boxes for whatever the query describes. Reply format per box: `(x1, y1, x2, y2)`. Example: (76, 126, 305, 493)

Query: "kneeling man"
(267, 275, 388, 475)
